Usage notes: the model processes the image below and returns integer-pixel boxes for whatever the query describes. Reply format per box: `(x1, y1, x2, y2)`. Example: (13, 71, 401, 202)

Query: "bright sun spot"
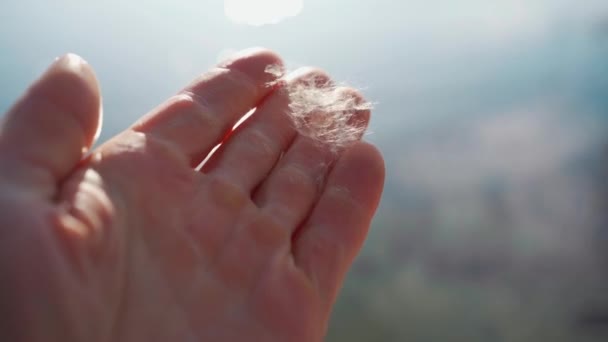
(224, 0, 303, 26)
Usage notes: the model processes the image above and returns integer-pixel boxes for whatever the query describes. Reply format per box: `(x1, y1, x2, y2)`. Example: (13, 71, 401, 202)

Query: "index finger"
(131, 48, 284, 166)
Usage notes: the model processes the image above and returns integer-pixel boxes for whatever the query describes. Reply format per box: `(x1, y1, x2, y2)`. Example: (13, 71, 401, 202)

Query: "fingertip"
(219, 47, 285, 82)
(37, 53, 102, 146)
(222, 47, 283, 65)
(335, 141, 385, 210)
(0, 53, 104, 186)
(48, 53, 101, 100)
(347, 142, 385, 179)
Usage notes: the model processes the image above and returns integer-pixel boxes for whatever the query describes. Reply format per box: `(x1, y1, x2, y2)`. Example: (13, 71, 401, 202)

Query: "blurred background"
(2, 0, 608, 340)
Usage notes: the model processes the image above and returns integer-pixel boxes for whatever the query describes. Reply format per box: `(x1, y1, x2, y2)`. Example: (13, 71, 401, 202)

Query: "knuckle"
(169, 93, 221, 131)
(242, 128, 276, 159)
(279, 164, 318, 190)
(227, 68, 260, 96)
(325, 185, 364, 213)
(167, 93, 200, 112)
(213, 66, 260, 98)
(206, 175, 249, 210)
(104, 130, 189, 174)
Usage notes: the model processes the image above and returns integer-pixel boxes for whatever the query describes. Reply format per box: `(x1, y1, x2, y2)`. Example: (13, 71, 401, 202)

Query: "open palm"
(0, 49, 384, 342)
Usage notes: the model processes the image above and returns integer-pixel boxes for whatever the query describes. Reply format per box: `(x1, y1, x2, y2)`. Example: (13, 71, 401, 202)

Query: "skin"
(0, 49, 384, 342)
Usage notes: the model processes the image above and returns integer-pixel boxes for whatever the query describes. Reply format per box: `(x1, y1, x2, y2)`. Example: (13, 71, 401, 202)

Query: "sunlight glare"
(224, 0, 303, 26)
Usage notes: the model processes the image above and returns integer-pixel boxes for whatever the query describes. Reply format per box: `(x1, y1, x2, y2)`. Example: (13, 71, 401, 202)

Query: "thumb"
(0, 54, 102, 194)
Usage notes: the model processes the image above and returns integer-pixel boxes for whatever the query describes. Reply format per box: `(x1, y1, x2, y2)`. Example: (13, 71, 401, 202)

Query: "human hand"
(0, 49, 384, 341)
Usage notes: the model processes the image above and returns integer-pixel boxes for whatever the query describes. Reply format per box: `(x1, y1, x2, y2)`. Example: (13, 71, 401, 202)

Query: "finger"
(131, 48, 284, 166)
(0, 54, 102, 195)
(254, 84, 370, 232)
(202, 94, 295, 191)
(253, 135, 335, 231)
(293, 142, 384, 306)
(202, 68, 329, 192)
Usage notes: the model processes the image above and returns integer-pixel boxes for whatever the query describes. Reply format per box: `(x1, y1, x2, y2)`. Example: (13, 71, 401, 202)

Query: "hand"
(0, 49, 384, 341)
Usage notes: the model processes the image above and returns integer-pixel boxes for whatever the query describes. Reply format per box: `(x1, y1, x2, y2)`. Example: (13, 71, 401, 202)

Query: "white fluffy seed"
(265, 65, 372, 153)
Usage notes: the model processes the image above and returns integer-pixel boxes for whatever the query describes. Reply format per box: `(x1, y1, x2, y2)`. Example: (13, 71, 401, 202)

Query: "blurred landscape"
(329, 3, 608, 339)
(2, 0, 608, 341)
